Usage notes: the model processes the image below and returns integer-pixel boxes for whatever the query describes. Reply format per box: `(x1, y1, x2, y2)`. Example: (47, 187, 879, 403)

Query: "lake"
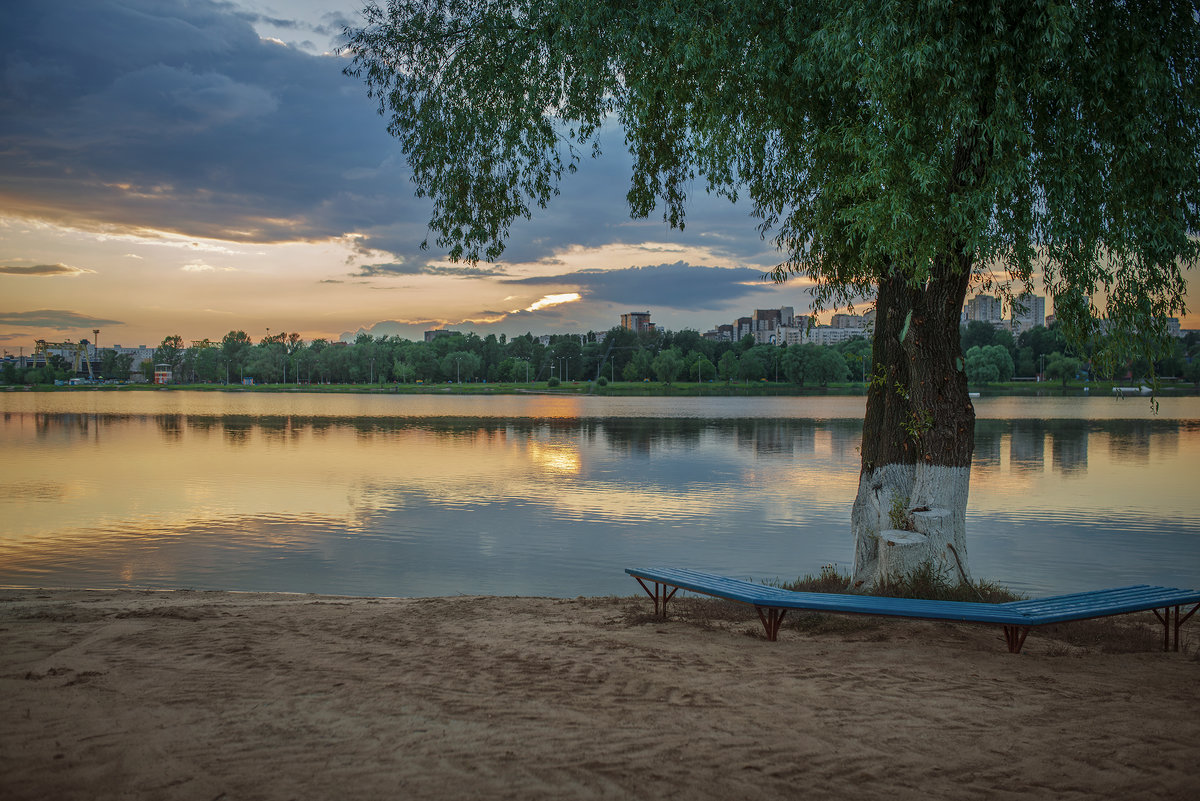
(2, 391, 1198, 597)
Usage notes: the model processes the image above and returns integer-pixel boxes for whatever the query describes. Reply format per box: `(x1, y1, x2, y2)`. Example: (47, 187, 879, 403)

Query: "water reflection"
(1051, 423, 1090, 476)
(1008, 421, 1046, 472)
(1, 407, 1198, 597)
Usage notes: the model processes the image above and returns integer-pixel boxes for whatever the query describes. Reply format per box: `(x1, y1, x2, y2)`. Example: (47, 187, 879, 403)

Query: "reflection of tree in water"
(155, 414, 185, 441)
(220, 417, 256, 445)
(972, 421, 1003, 471)
(731, 420, 814, 458)
(188, 416, 219, 435)
(25, 414, 1188, 484)
(32, 412, 99, 439)
(1008, 420, 1047, 473)
(828, 420, 862, 461)
(1050, 421, 1090, 476)
(601, 418, 706, 458)
(1105, 420, 1154, 464)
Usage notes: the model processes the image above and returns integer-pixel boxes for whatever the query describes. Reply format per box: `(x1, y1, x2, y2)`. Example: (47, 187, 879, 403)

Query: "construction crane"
(34, 339, 95, 379)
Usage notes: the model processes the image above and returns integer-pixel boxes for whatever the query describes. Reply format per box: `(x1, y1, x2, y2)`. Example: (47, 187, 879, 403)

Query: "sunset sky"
(1, 0, 1194, 354)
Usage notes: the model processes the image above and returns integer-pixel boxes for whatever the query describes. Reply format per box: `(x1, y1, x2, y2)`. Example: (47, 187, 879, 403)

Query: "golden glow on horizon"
(2, 209, 1196, 350)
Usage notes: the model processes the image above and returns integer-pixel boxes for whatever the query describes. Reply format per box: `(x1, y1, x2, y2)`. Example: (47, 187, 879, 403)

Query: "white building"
(1009, 293, 1047, 335)
(965, 292, 1004, 326)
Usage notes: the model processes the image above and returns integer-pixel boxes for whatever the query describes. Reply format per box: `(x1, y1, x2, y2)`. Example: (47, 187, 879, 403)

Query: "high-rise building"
(1009, 293, 1046, 334)
(965, 293, 1004, 325)
(620, 311, 654, 334)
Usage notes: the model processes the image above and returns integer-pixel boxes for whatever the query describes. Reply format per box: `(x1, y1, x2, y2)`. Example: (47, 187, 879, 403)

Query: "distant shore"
(2, 588, 1197, 800)
(8, 378, 1198, 397)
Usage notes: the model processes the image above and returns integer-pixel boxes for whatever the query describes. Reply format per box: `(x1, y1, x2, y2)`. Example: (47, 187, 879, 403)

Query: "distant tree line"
(135, 327, 869, 387)
(4, 323, 1198, 387)
(959, 321, 1200, 385)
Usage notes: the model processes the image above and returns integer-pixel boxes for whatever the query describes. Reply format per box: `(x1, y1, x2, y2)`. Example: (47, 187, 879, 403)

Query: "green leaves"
(345, 1, 1199, 370)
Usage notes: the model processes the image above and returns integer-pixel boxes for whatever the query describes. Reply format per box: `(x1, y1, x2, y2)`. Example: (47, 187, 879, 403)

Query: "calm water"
(2, 391, 1198, 597)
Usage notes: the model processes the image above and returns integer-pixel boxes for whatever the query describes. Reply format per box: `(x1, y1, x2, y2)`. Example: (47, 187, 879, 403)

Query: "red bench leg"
(1003, 626, 1030, 654)
(633, 577, 678, 619)
(1150, 606, 1193, 651)
(1163, 603, 1200, 652)
(755, 607, 787, 641)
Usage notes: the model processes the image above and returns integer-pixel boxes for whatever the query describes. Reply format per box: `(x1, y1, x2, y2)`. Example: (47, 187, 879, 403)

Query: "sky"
(0, 0, 1193, 353)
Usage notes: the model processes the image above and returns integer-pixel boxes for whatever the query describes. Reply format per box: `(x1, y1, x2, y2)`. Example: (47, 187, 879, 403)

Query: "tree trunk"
(851, 258, 975, 589)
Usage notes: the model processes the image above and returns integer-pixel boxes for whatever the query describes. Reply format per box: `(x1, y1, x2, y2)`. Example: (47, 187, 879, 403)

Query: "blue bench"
(627, 567, 1200, 653)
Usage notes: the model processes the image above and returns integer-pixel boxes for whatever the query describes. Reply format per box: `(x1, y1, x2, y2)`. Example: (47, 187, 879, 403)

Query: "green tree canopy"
(345, 0, 1199, 586)
(716, 350, 738, 382)
(651, 347, 684, 384)
(1044, 351, 1085, 387)
(153, 335, 185, 378)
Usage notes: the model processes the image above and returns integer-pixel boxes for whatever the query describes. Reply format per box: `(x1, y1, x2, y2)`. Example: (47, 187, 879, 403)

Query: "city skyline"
(2, 0, 1194, 356)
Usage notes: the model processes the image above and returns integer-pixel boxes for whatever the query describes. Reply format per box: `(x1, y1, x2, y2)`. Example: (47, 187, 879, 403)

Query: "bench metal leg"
(633, 577, 677, 619)
(1153, 604, 1199, 652)
(1176, 603, 1199, 651)
(755, 607, 787, 641)
(1003, 626, 1030, 654)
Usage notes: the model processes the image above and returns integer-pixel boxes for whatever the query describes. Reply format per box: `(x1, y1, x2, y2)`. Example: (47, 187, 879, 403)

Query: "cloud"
(181, 261, 235, 273)
(0, 1, 783, 277)
(0, 262, 94, 276)
(0, 0, 422, 247)
(0, 310, 125, 328)
(351, 262, 507, 279)
(521, 293, 581, 312)
(233, 2, 356, 54)
(508, 262, 782, 310)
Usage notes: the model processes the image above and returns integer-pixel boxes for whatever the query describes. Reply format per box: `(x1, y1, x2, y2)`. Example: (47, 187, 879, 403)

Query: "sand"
(1, 589, 1197, 800)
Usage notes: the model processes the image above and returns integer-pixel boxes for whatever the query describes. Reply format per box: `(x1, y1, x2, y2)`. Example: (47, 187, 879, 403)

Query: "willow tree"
(345, 1, 1199, 587)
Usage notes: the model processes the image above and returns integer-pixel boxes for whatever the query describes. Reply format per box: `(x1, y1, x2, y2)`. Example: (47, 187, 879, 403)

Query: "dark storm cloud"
(352, 262, 507, 279)
(0, 310, 125, 328)
(508, 262, 780, 310)
(0, 0, 422, 246)
(0, 1, 778, 271)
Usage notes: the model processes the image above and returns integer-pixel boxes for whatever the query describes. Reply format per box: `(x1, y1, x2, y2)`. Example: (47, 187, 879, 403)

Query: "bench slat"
(626, 567, 1200, 627)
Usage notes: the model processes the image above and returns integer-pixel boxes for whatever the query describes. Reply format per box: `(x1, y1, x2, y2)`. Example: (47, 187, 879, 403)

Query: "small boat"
(968, 392, 980, 398)
(1112, 385, 1151, 396)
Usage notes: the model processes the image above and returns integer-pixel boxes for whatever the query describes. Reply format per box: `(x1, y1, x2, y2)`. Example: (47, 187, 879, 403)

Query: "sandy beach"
(1, 589, 1197, 800)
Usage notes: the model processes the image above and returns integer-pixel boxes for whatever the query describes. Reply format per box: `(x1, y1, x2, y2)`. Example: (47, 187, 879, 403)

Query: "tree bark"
(851, 256, 975, 589)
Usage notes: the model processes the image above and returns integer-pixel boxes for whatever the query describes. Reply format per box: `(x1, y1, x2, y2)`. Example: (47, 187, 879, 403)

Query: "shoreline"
(3, 588, 1197, 800)
(7, 380, 1199, 397)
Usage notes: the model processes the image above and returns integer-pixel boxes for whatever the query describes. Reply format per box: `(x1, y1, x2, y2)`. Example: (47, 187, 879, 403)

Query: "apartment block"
(620, 311, 655, 334)
(1009, 293, 1047, 335)
(965, 293, 1005, 326)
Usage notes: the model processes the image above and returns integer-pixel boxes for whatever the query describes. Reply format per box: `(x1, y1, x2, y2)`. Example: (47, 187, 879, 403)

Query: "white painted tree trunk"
(850, 462, 971, 590)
